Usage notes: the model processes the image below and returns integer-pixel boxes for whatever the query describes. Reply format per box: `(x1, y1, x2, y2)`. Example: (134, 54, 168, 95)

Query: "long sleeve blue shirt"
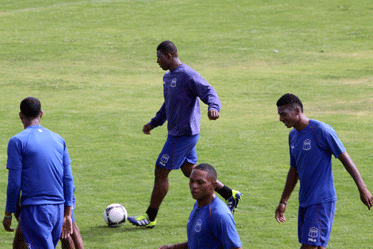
(149, 64, 221, 136)
(6, 125, 74, 213)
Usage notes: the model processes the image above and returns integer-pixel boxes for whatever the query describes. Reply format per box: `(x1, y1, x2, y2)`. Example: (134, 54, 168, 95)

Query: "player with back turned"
(2, 97, 75, 249)
(275, 93, 373, 249)
(128, 41, 242, 228)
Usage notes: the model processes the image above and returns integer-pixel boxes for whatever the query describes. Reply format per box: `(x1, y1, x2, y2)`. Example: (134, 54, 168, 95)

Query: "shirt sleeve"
(149, 102, 167, 128)
(212, 211, 242, 249)
(321, 125, 346, 158)
(6, 137, 23, 213)
(6, 169, 22, 213)
(7, 137, 23, 170)
(190, 76, 221, 112)
(63, 142, 74, 207)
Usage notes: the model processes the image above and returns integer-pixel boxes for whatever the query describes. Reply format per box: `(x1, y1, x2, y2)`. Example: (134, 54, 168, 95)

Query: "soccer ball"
(103, 203, 127, 227)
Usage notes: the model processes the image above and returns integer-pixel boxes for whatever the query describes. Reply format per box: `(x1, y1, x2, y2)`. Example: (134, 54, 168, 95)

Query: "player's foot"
(226, 190, 242, 214)
(127, 214, 156, 229)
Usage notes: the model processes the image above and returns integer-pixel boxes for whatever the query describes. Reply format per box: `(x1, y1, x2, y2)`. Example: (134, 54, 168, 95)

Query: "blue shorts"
(298, 201, 336, 247)
(20, 204, 64, 249)
(156, 134, 199, 170)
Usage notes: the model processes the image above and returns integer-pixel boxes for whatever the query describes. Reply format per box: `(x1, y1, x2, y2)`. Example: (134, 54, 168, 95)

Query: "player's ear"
(294, 105, 301, 115)
(165, 53, 173, 61)
(211, 179, 218, 189)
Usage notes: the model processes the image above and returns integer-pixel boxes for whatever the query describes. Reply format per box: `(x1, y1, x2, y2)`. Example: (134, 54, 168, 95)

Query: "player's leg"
(13, 220, 27, 249)
(61, 235, 75, 249)
(128, 135, 197, 228)
(61, 221, 84, 249)
(71, 221, 84, 249)
(127, 164, 171, 228)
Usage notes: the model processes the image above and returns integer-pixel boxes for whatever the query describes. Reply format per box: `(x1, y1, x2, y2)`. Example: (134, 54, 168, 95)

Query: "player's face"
(189, 169, 216, 202)
(278, 105, 298, 128)
(156, 50, 170, 70)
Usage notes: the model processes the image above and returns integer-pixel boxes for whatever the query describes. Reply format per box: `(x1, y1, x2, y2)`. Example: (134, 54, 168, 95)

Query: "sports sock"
(217, 185, 233, 200)
(146, 207, 158, 222)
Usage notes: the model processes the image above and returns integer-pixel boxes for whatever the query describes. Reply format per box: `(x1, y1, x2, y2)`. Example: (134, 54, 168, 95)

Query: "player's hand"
(2, 216, 14, 232)
(359, 188, 373, 210)
(142, 123, 153, 134)
(275, 203, 287, 223)
(61, 216, 73, 239)
(208, 109, 219, 120)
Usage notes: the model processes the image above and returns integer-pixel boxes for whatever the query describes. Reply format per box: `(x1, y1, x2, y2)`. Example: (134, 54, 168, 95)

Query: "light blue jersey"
(150, 63, 221, 136)
(6, 125, 74, 212)
(289, 120, 345, 207)
(187, 197, 242, 249)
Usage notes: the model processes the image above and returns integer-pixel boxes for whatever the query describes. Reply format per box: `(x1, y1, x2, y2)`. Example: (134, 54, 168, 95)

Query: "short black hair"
(20, 97, 41, 118)
(157, 41, 178, 57)
(276, 93, 303, 112)
(194, 163, 217, 180)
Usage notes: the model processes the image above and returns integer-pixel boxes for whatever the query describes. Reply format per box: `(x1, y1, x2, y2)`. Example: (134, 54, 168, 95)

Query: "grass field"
(1, 0, 372, 248)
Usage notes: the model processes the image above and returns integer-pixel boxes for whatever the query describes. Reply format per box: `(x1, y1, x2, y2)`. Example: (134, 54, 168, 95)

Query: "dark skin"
(13, 219, 84, 249)
(158, 169, 242, 249)
(275, 104, 373, 249)
(143, 50, 222, 211)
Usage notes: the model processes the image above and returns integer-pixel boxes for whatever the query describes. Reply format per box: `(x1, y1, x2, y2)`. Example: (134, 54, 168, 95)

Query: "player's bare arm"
(276, 167, 299, 223)
(338, 151, 373, 210)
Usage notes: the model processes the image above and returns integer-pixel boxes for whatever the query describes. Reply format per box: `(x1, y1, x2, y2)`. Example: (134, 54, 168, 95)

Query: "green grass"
(1, 0, 373, 248)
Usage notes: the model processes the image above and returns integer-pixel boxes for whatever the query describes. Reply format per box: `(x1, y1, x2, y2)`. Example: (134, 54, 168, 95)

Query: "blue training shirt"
(6, 125, 74, 213)
(149, 63, 221, 136)
(289, 119, 345, 207)
(187, 197, 242, 249)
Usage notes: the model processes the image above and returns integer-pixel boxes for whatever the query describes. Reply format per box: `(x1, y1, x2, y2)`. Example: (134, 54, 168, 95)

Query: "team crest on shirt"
(26, 244, 32, 249)
(303, 139, 311, 151)
(171, 78, 177, 87)
(159, 154, 169, 166)
(194, 219, 202, 232)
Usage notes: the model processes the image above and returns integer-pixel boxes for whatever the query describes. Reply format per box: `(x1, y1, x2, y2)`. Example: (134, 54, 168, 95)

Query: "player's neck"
(169, 58, 182, 71)
(294, 115, 310, 131)
(23, 119, 41, 129)
(197, 194, 216, 207)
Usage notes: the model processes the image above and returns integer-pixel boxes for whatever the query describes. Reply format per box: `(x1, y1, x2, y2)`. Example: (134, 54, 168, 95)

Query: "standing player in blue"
(274, 93, 373, 249)
(128, 41, 241, 228)
(158, 163, 242, 249)
(2, 97, 75, 249)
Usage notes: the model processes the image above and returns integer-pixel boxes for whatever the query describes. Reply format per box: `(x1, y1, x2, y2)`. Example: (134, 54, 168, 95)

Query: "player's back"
(11, 125, 68, 206)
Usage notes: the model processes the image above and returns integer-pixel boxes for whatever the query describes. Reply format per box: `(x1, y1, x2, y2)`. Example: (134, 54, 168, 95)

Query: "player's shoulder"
(177, 64, 201, 78)
(210, 197, 232, 216)
(309, 119, 335, 133)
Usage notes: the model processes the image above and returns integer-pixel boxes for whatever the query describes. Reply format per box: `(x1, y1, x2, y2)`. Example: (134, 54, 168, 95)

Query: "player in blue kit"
(158, 163, 242, 249)
(2, 97, 75, 249)
(274, 93, 373, 249)
(128, 41, 241, 228)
